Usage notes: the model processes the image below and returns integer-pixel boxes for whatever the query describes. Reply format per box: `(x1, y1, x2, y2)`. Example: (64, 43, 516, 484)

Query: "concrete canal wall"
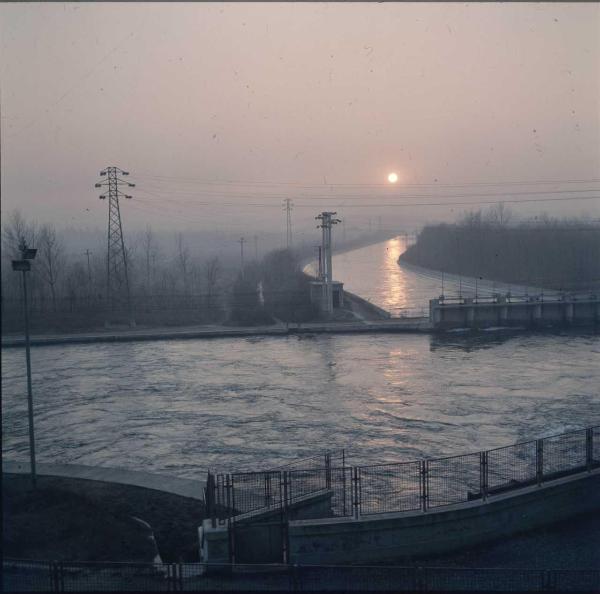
(200, 469, 600, 565)
(288, 469, 600, 564)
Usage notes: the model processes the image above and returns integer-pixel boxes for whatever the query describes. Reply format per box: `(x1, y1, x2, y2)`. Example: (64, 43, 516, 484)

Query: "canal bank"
(1, 317, 432, 348)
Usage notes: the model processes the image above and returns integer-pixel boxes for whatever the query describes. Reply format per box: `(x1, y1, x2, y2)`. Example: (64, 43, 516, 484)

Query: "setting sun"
(388, 172, 398, 183)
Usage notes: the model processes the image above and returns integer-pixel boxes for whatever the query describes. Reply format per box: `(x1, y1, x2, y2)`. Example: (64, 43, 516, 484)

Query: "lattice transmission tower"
(94, 166, 135, 322)
(283, 198, 293, 248)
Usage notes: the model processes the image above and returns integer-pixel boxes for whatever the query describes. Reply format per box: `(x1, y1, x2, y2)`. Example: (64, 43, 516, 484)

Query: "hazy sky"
(1, 2, 599, 234)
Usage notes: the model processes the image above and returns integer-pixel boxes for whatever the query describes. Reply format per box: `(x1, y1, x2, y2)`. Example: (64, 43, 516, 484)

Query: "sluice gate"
(429, 293, 600, 330)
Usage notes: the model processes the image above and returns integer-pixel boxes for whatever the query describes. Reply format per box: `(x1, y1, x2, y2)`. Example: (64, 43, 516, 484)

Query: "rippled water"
(2, 334, 598, 478)
(2, 239, 599, 478)
(328, 236, 555, 316)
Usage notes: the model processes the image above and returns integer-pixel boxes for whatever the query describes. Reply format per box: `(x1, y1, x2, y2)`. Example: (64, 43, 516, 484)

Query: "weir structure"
(429, 293, 600, 330)
(200, 426, 600, 566)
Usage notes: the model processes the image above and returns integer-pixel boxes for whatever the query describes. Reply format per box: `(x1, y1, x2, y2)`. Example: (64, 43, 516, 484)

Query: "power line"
(134, 178, 600, 200)
(135, 172, 600, 189)
(130, 192, 600, 210)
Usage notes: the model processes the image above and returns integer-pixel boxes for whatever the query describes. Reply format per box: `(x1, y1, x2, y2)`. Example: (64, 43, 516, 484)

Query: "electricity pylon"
(283, 199, 293, 248)
(238, 237, 246, 276)
(94, 166, 135, 324)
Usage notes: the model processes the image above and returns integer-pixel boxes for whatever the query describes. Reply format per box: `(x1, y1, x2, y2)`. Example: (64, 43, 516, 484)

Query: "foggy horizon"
(1, 2, 599, 236)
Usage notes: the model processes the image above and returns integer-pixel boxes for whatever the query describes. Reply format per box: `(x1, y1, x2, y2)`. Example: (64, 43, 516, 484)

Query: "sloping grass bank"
(3, 474, 205, 562)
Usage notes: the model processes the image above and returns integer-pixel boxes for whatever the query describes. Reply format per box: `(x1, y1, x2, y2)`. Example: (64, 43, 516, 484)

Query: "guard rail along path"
(201, 426, 600, 565)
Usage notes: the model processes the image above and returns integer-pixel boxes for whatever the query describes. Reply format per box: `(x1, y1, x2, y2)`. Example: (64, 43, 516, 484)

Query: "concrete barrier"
(200, 469, 600, 566)
(200, 490, 334, 565)
(288, 469, 600, 564)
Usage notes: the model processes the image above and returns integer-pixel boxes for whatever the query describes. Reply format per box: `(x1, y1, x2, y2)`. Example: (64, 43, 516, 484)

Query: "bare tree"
(175, 232, 190, 294)
(486, 202, 513, 227)
(142, 226, 158, 292)
(204, 256, 221, 309)
(38, 224, 65, 311)
(2, 210, 37, 257)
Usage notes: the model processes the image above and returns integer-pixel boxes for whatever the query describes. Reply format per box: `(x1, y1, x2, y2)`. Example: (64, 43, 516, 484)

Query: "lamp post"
(12, 239, 37, 488)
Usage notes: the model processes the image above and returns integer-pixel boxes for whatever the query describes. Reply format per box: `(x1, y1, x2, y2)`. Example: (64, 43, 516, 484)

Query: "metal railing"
(4, 559, 600, 592)
(206, 426, 599, 523)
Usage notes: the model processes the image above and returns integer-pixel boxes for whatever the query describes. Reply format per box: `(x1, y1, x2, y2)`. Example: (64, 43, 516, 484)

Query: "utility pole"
(95, 166, 135, 326)
(84, 249, 92, 284)
(314, 245, 323, 279)
(283, 198, 293, 248)
(11, 239, 38, 488)
(238, 237, 246, 276)
(316, 211, 341, 315)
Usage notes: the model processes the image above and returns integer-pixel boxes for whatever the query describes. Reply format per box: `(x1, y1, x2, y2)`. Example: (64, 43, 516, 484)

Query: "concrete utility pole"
(238, 237, 246, 276)
(94, 166, 135, 326)
(11, 239, 38, 488)
(315, 245, 323, 279)
(283, 198, 293, 248)
(316, 211, 341, 315)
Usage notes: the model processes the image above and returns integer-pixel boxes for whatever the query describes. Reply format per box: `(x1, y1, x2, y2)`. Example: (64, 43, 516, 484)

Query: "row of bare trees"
(1, 211, 227, 332)
(400, 206, 600, 292)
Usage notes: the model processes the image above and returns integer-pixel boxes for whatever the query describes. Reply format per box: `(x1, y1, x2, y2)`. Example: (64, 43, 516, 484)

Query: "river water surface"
(2, 239, 599, 478)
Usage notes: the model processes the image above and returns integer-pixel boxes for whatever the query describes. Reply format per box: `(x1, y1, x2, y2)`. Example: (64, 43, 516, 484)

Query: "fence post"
(352, 467, 360, 519)
(536, 439, 544, 486)
(586, 428, 593, 471)
(206, 471, 216, 528)
(265, 472, 272, 507)
(226, 474, 235, 564)
(480, 451, 488, 501)
(421, 461, 428, 512)
(342, 450, 347, 516)
(282, 471, 290, 564)
(177, 562, 184, 591)
(50, 561, 59, 593)
(290, 563, 301, 591)
(416, 566, 426, 591)
(283, 470, 290, 509)
(325, 453, 331, 490)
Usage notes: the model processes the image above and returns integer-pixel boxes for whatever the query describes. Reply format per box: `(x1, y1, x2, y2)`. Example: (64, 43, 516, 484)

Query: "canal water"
(2, 240, 599, 478)
(321, 236, 558, 317)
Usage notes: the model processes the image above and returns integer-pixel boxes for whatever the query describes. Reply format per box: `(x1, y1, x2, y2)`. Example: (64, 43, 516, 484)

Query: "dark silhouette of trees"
(261, 249, 316, 323)
(401, 209, 600, 292)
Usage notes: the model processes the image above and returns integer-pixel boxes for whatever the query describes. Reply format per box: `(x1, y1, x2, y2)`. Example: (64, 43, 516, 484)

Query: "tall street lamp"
(12, 239, 38, 488)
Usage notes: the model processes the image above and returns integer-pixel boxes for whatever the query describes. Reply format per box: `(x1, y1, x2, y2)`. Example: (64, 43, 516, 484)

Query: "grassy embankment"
(3, 474, 205, 562)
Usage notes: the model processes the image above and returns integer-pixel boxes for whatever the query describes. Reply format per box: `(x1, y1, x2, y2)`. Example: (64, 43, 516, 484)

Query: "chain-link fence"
(358, 461, 422, 515)
(4, 559, 600, 592)
(206, 426, 598, 524)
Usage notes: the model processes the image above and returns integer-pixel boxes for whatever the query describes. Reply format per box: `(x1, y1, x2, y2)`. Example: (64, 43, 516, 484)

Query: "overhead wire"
(134, 172, 600, 189)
